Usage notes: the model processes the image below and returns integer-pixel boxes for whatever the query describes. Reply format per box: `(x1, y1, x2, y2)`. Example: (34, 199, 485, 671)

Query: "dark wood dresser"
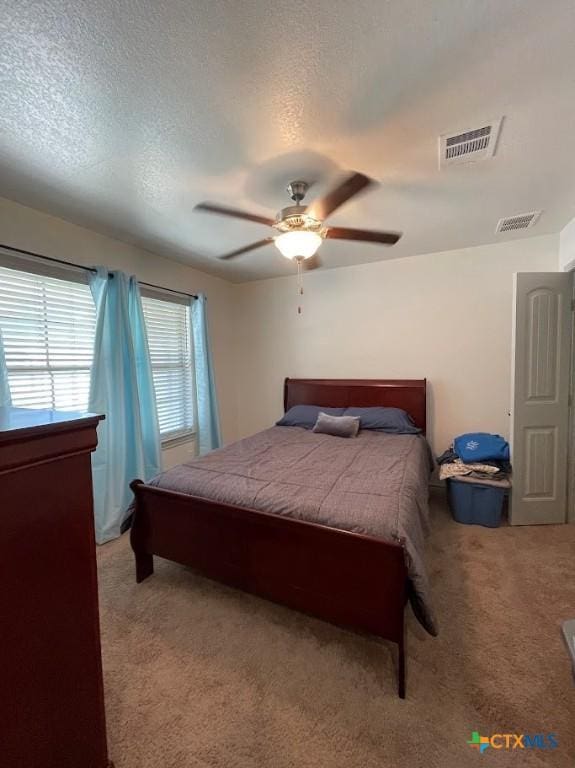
(0, 407, 112, 768)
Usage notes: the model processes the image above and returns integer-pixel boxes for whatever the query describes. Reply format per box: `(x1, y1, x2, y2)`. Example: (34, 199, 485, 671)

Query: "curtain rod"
(0, 242, 199, 301)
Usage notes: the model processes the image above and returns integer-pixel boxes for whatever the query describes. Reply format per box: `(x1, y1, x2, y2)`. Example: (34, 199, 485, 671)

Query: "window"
(0, 262, 196, 442)
(0, 265, 96, 411)
(141, 293, 195, 442)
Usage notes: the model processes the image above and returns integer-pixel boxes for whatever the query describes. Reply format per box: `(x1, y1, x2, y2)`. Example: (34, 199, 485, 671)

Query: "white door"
(510, 272, 572, 525)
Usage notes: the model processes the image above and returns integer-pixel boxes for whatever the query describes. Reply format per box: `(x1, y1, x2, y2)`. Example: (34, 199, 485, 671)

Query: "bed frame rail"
(130, 479, 408, 696)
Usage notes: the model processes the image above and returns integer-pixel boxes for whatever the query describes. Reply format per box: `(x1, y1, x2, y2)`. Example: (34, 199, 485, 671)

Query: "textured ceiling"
(1, 0, 574, 282)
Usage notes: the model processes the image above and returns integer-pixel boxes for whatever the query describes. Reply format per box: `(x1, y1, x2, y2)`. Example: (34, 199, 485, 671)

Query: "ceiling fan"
(194, 172, 402, 270)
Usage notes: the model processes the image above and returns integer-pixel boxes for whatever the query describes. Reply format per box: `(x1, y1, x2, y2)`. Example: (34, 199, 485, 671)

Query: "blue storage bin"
(447, 479, 505, 528)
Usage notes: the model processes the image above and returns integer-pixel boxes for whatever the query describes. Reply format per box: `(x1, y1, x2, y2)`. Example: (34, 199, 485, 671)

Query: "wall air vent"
(496, 211, 542, 233)
(439, 118, 502, 168)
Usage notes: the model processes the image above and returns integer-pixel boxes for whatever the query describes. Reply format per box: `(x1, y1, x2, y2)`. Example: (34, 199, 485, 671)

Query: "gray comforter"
(148, 426, 437, 635)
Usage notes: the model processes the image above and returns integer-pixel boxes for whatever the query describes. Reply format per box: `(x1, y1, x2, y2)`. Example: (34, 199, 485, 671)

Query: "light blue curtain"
(89, 268, 162, 543)
(191, 294, 221, 454)
(0, 327, 11, 407)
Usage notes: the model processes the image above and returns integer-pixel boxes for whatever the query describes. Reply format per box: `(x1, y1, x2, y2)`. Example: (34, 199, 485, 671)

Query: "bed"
(130, 378, 434, 698)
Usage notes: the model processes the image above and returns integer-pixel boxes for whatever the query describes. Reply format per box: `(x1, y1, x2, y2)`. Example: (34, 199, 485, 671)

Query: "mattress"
(148, 426, 437, 635)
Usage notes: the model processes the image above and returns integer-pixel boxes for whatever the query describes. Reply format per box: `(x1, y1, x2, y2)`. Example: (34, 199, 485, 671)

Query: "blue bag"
(453, 432, 510, 463)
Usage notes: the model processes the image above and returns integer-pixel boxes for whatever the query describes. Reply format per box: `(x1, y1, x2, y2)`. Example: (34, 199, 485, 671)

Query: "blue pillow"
(276, 405, 345, 429)
(343, 407, 421, 434)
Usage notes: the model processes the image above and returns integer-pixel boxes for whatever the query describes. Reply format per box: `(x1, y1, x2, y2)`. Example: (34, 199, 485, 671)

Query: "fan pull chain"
(296, 257, 304, 314)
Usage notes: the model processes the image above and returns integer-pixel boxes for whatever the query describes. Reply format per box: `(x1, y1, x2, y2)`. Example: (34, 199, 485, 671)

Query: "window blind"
(141, 294, 195, 441)
(0, 265, 96, 411)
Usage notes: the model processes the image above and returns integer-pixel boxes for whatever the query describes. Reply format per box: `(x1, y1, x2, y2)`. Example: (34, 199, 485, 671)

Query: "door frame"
(568, 271, 575, 523)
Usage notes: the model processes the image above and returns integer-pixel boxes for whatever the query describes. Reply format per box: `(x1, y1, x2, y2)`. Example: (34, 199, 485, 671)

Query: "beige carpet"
(97, 491, 575, 767)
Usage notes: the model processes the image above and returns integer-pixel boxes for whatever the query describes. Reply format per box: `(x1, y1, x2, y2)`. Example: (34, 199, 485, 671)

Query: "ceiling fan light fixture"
(274, 230, 323, 260)
(199, 171, 401, 266)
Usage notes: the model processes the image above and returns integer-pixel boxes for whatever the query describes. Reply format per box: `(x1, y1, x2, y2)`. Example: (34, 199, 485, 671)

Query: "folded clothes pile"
(437, 432, 511, 483)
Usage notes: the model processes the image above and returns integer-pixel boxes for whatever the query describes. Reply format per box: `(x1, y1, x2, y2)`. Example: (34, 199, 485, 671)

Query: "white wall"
(0, 196, 238, 466)
(234, 235, 559, 452)
(559, 216, 575, 272)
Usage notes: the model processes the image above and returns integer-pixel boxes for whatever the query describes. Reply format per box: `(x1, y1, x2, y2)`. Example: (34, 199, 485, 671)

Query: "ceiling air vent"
(439, 118, 502, 168)
(496, 211, 542, 233)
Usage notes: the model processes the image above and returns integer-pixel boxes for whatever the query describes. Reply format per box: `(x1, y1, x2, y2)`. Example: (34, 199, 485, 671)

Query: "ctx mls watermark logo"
(467, 731, 559, 753)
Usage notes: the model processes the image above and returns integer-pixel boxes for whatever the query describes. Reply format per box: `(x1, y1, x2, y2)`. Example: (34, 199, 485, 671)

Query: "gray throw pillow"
(312, 412, 360, 438)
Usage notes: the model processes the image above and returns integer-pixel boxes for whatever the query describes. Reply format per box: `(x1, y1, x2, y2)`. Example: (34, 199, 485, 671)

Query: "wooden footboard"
(129, 479, 409, 697)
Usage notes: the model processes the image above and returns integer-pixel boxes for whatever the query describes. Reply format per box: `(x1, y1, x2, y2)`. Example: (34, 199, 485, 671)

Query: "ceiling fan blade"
(218, 238, 275, 260)
(326, 227, 401, 245)
(307, 172, 374, 221)
(302, 254, 323, 271)
(195, 202, 275, 227)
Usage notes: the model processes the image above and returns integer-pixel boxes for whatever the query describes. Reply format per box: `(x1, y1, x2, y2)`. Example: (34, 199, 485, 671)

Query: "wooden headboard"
(283, 378, 427, 433)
